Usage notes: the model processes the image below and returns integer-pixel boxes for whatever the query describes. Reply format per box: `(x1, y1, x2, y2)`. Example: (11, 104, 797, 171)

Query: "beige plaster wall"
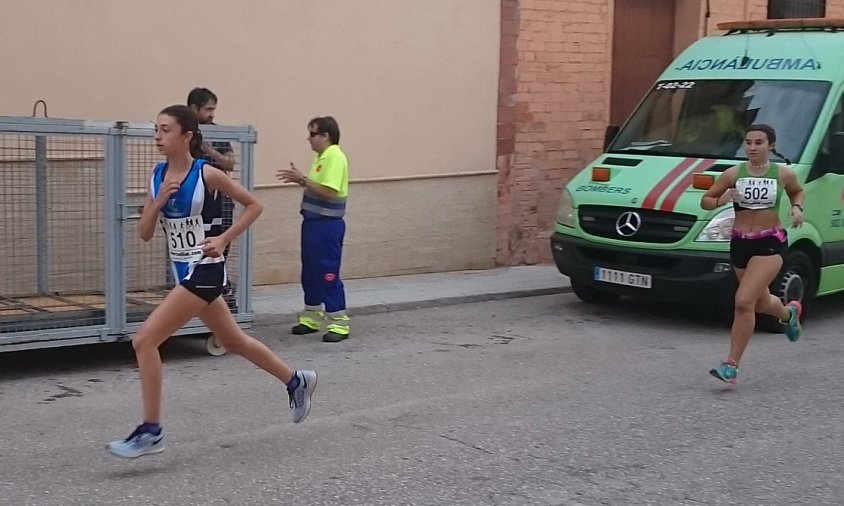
(254, 174, 498, 285)
(0, 1, 501, 284)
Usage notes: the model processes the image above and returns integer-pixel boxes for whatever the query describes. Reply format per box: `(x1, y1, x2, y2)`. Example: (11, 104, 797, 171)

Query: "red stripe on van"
(641, 158, 697, 209)
(659, 158, 718, 212)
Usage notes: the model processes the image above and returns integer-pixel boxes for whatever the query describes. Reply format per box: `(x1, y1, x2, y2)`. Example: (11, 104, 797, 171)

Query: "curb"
(253, 285, 571, 328)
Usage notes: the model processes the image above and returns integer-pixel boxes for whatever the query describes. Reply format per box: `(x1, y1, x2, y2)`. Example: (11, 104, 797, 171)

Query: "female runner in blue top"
(106, 105, 317, 458)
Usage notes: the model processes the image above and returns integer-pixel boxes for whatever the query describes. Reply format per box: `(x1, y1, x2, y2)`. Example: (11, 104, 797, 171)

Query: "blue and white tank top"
(150, 159, 224, 283)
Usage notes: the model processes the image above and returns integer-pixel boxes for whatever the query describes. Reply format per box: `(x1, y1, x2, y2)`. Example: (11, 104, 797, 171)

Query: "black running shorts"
(730, 236, 787, 269)
(180, 263, 226, 303)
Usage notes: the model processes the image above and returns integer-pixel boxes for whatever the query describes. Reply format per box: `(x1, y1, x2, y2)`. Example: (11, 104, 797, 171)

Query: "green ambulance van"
(551, 18, 844, 315)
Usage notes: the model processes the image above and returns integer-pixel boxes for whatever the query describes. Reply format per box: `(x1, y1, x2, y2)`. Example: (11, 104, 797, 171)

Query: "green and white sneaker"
(710, 360, 739, 384)
(782, 301, 803, 343)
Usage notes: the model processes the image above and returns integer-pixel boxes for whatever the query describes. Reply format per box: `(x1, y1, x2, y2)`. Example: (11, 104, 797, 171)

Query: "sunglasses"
(308, 130, 325, 138)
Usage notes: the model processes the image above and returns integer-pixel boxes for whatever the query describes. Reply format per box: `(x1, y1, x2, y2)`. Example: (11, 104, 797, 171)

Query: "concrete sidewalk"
(252, 264, 571, 325)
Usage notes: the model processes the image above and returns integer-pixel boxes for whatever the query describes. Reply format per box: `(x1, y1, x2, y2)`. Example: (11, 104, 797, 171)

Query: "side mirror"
(831, 132, 844, 173)
(604, 124, 620, 151)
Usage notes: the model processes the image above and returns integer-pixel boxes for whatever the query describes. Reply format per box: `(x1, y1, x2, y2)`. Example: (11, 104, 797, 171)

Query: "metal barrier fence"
(0, 116, 256, 353)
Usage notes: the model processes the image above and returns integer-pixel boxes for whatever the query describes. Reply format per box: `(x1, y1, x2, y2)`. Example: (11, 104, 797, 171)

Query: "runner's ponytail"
(772, 148, 791, 165)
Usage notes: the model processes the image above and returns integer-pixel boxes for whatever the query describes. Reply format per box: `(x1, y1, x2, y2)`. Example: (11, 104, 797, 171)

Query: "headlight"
(556, 188, 575, 227)
(696, 207, 734, 242)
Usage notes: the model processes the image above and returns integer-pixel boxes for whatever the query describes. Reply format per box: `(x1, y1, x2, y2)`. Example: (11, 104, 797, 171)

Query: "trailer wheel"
(205, 334, 227, 356)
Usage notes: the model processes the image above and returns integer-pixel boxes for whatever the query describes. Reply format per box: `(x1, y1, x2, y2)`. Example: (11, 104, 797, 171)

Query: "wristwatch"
(792, 204, 803, 211)
(298, 177, 308, 187)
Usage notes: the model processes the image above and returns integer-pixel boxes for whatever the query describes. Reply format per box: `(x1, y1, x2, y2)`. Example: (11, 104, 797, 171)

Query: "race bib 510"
(163, 216, 206, 263)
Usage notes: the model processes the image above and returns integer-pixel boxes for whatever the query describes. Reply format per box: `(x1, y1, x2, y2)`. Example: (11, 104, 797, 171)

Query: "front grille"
(576, 246, 681, 270)
(579, 205, 696, 243)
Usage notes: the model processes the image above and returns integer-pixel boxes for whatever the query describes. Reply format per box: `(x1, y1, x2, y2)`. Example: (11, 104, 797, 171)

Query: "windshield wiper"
(618, 140, 673, 151)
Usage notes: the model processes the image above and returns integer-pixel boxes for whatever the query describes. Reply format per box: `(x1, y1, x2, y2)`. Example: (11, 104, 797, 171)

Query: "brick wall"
(828, 1, 844, 17)
(707, 0, 844, 31)
(747, 0, 770, 20)
(706, 0, 768, 32)
(496, 0, 520, 263)
(497, 0, 612, 265)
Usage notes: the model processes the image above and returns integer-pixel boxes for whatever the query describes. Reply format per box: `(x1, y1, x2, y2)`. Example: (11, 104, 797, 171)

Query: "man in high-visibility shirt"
(277, 116, 350, 342)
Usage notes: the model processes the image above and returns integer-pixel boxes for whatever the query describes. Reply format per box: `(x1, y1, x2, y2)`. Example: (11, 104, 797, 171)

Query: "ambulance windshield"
(608, 79, 829, 164)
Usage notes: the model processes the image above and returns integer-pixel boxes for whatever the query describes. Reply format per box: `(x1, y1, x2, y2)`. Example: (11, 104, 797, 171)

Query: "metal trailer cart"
(0, 114, 257, 355)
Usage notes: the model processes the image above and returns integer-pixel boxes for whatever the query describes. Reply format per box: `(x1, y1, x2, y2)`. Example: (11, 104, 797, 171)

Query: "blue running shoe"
(106, 425, 165, 459)
(288, 370, 317, 423)
(782, 301, 802, 343)
(710, 360, 738, 384)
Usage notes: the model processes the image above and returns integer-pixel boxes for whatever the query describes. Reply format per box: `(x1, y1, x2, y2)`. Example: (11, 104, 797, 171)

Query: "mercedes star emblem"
(615, 211, 642, 237)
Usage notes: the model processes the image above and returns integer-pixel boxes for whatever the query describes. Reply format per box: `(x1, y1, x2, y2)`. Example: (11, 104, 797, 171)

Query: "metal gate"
(0, 116, 256, 353)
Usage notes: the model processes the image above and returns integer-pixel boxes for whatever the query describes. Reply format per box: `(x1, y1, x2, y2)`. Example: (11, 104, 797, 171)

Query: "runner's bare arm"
(701, 166, 738, 210)
(782, 167, 806, 228)
(781, 167, 805, 206)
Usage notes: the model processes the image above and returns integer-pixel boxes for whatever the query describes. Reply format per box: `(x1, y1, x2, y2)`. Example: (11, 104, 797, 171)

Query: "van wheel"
(757, 249, 816, 333)
(571, 278, 620, 304)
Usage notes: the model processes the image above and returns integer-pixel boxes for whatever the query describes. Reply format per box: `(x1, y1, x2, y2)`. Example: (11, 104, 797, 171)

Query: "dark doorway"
(610, 0, 676, 126)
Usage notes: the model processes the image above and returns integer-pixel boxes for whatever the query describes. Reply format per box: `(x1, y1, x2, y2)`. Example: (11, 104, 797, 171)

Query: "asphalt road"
(2, 293, 843, 505)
